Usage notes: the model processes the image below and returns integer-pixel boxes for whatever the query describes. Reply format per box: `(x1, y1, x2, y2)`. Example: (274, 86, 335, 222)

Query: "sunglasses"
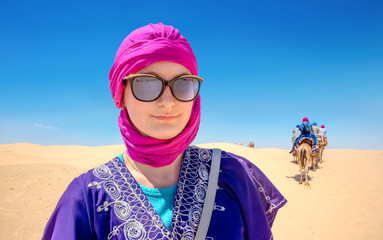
(123, 74, 203, 102)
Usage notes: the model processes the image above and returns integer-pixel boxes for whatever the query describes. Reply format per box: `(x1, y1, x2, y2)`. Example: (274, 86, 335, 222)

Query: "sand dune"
(0, 143, 382, 239)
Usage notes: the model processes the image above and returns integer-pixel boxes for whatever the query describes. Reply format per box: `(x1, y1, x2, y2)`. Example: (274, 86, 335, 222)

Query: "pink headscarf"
(302, 117, 309, 123)
(109, 23, 200, 167)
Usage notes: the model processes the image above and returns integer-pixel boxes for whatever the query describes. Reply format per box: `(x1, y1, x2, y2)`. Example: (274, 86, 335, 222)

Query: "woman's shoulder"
(188, 145, 287, 216)
(187, 145, 263, 176)
(65, 157, 121, 191)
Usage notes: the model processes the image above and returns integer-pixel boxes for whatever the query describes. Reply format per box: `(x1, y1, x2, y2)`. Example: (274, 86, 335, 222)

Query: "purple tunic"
(42, 146, 286, 240)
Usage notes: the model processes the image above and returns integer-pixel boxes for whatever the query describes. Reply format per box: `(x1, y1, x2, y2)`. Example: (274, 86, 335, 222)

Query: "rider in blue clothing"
(296, 117, 318, 146)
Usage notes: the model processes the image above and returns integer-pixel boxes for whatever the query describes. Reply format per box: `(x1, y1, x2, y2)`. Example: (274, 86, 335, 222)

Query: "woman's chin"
(143, 128, 184, 140)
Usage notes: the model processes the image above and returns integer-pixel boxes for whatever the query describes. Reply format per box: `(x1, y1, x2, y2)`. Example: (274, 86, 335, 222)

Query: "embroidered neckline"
(89, 146, 212, 240)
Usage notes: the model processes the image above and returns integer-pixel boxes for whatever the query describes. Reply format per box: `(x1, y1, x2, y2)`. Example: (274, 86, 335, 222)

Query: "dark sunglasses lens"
(173, 77, 200, 101)
(132, 76, 162, 101)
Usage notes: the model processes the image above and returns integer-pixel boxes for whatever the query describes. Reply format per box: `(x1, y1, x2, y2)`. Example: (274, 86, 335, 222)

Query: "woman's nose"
(157, 86, 176, 107)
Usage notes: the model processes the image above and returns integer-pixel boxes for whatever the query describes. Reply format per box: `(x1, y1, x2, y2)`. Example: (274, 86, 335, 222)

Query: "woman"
(42, 23, 286, 240)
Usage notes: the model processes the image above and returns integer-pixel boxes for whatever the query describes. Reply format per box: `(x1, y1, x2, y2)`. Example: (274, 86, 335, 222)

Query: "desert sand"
(0, 142, 382, 240)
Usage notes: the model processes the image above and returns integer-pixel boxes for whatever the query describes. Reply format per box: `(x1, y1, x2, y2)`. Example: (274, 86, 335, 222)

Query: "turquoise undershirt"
(117, 154, 176, 230)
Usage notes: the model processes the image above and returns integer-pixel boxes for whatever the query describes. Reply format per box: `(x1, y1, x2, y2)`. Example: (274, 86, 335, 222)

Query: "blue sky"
(1, 0, 382, 149)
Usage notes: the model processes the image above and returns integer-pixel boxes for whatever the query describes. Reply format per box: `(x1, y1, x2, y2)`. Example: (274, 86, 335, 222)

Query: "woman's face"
(122, 61, 194, 140)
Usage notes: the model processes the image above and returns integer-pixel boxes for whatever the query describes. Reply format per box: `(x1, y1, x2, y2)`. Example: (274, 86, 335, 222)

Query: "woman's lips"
(153, 115, 178, 121)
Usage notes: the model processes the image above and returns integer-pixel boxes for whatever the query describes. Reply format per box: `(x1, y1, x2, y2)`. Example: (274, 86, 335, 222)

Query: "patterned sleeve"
(42, 176, 94, 240)
(225, 152, 287, 228)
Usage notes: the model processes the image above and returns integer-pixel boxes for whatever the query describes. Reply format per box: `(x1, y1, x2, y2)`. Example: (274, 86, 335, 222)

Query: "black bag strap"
(195, 148, 222, 240)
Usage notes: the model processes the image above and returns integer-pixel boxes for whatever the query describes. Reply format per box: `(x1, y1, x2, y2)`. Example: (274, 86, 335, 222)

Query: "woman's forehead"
(136, 61, 191, 79)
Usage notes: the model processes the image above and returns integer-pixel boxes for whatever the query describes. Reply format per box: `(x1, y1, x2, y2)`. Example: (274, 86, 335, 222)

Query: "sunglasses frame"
(123, 73, 204, 102)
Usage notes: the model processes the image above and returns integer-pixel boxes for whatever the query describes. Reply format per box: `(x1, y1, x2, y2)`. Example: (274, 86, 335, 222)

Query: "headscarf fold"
(109, 23, 200, 167)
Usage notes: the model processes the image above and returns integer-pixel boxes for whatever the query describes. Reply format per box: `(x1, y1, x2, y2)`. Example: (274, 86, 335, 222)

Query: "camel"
(312, 149, 320, 171)
(247, 140, 255, 148)
(290, 151, 298, 164)
(317, 136, 328, 164)
(297, 140, 313, 188)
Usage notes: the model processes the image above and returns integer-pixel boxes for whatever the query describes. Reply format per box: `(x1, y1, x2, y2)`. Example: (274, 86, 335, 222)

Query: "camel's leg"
(299, 162, 303, 184)
(320, 149, 324, 163)
(315, 154, 319, 167)
(304, 162, 311, 188)
(299, 171, 303, 184)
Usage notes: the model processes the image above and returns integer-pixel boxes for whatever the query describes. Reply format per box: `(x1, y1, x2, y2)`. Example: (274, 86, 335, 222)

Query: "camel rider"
(289, 125, 301, 153)
(312, 122, 320, 135)
(318, 125, 327, 138)
(292, 125, 301, 144)
(297, 117, 318, 147)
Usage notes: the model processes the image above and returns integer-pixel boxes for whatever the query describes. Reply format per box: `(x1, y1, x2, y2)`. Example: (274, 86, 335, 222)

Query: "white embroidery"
(213, 203, 225, 212)
(93, 164, 112, 179)
(188, 204, 202, 229)
(198, 164, 209, 181)
(199, 148, 212, 162)
(88, 181, 101, 189)
(108, 226, 121, 239)
(194, 181, 207, 203)
(104, 179, 121, 200)
(97, 201, 110, 212)
(266, 198, 287, 215)
(170, 147, 212, 239)
(124, 220, 146, 240)
(181, 230, 194, 240)
(89, 160, 167, 239)
(114, 201, 132, 220)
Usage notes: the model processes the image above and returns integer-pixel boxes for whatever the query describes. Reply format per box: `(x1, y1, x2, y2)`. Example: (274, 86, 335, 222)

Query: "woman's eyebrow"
(138, 71, 156, 75)
(174, 73, 192, 78)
